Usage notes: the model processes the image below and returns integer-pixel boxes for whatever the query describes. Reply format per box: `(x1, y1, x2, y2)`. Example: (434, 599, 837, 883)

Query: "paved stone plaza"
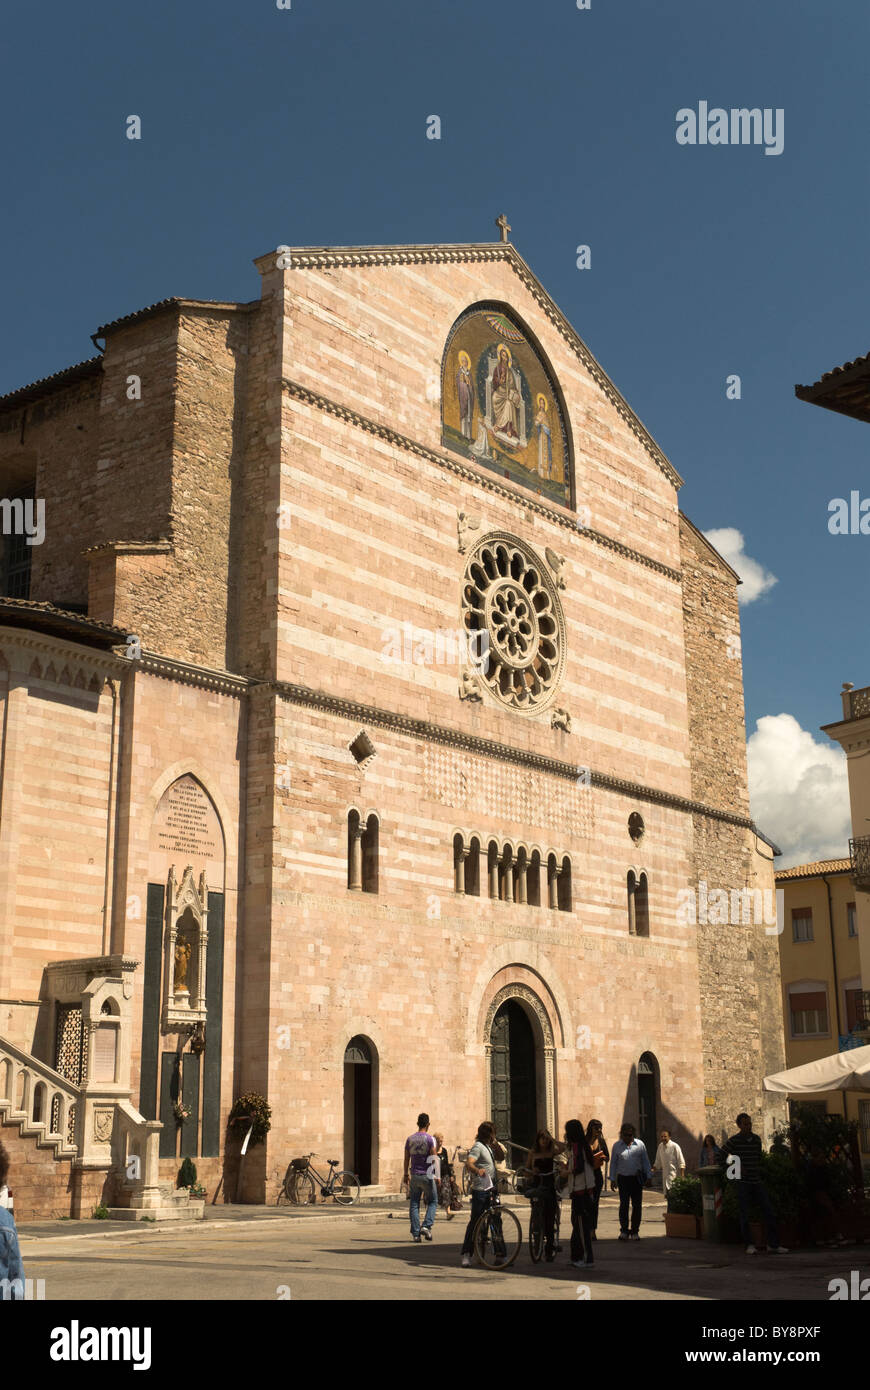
(17, 1197, 869, 1302)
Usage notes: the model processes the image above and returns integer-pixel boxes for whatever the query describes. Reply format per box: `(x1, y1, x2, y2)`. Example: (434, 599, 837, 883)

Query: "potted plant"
(665, 1176, 701, 1237)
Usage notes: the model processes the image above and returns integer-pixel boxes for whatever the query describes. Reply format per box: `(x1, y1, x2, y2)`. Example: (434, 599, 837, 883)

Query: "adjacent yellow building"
(775, 857, 868, 1152)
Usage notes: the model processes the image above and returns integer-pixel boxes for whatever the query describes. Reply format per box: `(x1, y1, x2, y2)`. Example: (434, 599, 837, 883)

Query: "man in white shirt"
(653, 1128, 686, 1200)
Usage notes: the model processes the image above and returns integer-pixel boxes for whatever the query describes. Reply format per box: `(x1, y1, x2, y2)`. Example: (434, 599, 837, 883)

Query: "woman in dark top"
(525, 1129, 567, 1262)
(565, 1118, 598, 1267)
(586, 1119, 609, 1240)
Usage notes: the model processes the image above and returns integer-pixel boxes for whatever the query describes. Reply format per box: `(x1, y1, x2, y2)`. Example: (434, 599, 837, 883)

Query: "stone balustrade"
(0, 1037, 80, 1158)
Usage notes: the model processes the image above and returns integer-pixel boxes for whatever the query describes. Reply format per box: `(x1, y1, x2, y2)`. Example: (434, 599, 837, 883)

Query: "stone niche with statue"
(162, 865, 209, 1038)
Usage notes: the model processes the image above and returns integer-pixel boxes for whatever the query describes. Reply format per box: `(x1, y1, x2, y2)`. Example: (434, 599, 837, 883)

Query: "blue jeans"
(462, 1189, 490, 1255)
(735, 1180, 779, 1248)
(409, 1176, 438, 1236)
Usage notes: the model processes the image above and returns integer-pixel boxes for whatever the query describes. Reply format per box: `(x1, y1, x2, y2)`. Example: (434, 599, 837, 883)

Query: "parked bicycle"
(472, 1185, 522, 1269)
(283, 1153, 360, 1206)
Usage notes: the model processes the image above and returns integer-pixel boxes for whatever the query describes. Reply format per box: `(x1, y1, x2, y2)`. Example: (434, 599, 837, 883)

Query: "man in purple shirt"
(403, 1112, 438, 1242)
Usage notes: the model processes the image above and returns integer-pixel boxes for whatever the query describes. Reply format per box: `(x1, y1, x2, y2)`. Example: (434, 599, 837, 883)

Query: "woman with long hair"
(461, 1121, 500, 1268)
(525, 1128, 567, 1262)
(565, 1118, 597, 1268)
(586, 1119, 609, 1240)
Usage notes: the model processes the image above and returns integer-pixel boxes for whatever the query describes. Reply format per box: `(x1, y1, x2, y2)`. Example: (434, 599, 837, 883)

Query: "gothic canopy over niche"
(442, 304, 572, 508)
(462, 533, 566, 715)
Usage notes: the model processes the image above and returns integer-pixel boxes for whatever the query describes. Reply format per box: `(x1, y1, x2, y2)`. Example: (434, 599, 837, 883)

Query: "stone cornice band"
(283, 378, 682, 583)
(272, 679, 754, 832)
(1, 621, 753, 832)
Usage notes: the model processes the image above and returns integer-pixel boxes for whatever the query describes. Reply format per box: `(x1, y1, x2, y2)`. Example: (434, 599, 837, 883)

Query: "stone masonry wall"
(680, 515, 786, 1143)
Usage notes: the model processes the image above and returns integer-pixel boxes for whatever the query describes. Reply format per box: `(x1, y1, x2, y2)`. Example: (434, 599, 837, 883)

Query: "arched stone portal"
(483, 983, 556, 1157)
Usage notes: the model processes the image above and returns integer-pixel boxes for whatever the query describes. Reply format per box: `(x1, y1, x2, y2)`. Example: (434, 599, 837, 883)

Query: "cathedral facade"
(0, 237, 786, 1214)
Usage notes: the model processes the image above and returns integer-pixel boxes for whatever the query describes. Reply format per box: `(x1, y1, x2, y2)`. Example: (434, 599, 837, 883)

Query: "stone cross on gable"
(495, 213, 511, 243)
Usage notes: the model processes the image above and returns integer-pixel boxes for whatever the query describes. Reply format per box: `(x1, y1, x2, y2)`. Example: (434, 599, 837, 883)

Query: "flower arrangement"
(172, 1100, 191, 1124)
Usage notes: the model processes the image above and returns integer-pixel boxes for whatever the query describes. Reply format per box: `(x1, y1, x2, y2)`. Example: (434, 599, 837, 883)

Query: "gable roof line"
(256, 242, 684, 492)
(679, 511, 742, 584)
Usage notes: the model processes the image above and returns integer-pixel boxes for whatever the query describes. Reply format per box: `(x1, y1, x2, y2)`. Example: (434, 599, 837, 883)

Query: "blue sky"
(3, 0, 866, 858)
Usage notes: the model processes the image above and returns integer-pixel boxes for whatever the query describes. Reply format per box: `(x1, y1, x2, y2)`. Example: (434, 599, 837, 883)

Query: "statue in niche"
(174, 936, 191, 996)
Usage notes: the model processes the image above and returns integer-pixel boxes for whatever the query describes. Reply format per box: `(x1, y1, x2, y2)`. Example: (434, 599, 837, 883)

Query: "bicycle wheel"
(529, 1201, 544, 1263)
(289, 1170, 316, 1205)
(462, 1165, 473, 1196)
(473, 1204, 522, 1269)
(332, 1170, 360, 1206)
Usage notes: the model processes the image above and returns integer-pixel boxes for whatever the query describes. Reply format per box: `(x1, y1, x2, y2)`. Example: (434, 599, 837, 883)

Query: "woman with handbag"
(586, 1119, 609, 1240)
(565, 1118, 597, 1268)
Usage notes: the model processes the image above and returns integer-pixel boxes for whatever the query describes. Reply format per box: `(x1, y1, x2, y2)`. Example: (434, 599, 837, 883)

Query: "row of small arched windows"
(346, 812, 650, 934)
(453, 835, 572, 911)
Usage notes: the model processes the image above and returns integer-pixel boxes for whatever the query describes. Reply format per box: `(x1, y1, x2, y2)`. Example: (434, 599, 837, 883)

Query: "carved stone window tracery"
(462, 534, 566, 715)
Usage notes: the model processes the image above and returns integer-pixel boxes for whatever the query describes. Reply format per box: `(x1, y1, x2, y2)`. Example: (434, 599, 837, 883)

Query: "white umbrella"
(763, 1044, 870, 1094)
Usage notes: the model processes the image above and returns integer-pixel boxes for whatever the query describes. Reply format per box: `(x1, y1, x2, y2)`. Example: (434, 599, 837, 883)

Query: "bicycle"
(472, 1185, 522, 1269)
(519, 1167, 563, 1263)
(283, 1153, 360, 1206)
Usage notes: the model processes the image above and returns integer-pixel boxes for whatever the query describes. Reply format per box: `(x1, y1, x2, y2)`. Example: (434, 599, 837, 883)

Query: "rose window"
(462, 534, 566, 713)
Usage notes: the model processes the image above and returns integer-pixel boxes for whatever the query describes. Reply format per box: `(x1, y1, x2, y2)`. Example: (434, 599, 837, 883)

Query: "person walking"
(586, 1119, 609, 1240)
(432, 1133, 457, 1220)
(525, 1129, 567, 1262)
(609, 1122, 652, 1240)
(565, 1119, 597, 1268)
(461, 1121, 501, 1268)
(0, 1142, 24, 1300)
(698, 1133, 723, 1167)
(653, 1129, 686, 1196)
(403, 1112, 438, 1244)
(720, 1113, 788, 1255)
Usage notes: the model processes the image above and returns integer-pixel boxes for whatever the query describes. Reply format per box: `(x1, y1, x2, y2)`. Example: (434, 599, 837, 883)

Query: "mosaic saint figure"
(456, 350, 475, 439)
(534, 393, 553, 479)
(491, 346, 522, 441)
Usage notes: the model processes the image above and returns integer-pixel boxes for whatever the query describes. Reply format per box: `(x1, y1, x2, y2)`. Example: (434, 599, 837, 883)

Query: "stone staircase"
(0, 1041, 80, 1162)
(0, 1036, 202, 1223)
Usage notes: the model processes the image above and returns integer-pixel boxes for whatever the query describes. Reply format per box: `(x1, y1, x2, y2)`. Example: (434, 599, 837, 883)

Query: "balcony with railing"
(850, 837, 870, 890)
(841, 684, 870, 720)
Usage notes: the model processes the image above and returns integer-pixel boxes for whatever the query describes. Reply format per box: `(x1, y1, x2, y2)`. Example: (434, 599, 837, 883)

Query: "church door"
(637, 1053, 657, 1161)
(344, 1037, 373, 1185)
(489, 1001, 537, 1156)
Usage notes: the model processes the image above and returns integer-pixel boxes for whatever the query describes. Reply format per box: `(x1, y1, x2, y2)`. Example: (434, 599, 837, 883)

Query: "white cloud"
(703, 527, 777, 605)
(747, 713, 851, 869)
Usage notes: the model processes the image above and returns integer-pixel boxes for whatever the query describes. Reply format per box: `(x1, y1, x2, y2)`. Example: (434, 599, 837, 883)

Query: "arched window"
(514, 847, 528, 905)
(466, 836, 481, 897)
(547, 853, 559, 910)
(557, 855, 572, 912)
(499, 845, 515, 903)
(487, 840, 500, 899)
(635, 872, 649, 937)
(527, 850, 542, 907)
(453, 833, 466, 894)
(348, 811, 379, 893)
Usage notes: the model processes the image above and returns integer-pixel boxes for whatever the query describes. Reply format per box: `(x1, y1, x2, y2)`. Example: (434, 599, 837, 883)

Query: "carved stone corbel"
(457, 511, 482, 554)
(545, 547, 567, 590)
(551, 707, 571, 733)
(459, 669, 483, 702)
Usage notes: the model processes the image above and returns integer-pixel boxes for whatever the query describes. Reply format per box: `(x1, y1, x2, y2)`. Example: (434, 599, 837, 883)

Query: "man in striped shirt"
(720, 1113, 788, 1255)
